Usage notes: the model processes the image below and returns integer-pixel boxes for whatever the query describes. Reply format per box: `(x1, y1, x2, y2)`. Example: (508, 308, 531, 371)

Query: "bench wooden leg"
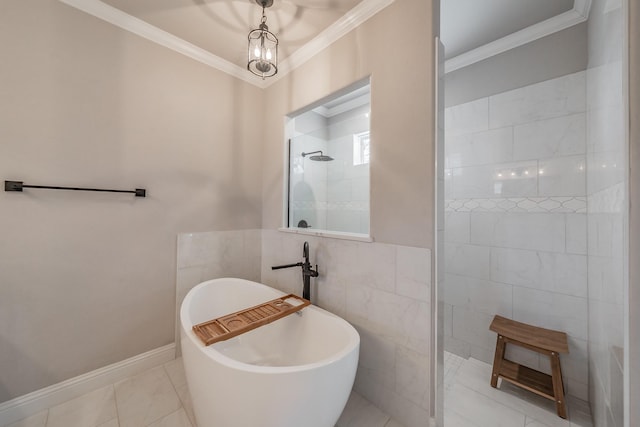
(550, 352, 567, 419)
(491, 334, 506, 388)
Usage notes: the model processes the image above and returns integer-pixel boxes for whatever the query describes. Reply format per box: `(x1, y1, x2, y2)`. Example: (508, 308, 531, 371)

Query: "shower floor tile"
(444, 351, 594, 427)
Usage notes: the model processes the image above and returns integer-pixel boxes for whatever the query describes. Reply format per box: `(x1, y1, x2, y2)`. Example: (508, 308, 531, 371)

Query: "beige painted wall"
(261, 0, 436, 249)
(0, 0, 263, 401)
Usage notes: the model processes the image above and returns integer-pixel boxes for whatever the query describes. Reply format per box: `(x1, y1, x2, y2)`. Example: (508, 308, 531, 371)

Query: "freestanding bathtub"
(180, 278, 360, 427)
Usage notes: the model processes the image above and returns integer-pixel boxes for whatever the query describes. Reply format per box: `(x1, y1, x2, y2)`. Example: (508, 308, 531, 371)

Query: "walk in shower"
(436, 0, 631, 425)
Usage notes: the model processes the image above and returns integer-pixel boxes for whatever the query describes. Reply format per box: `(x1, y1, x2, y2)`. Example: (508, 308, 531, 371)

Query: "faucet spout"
(271, 262, 304, 270)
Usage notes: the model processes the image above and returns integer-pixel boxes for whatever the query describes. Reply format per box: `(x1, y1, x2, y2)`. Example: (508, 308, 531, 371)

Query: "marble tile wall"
(443, 72, 590, 400)
(586, 0, 627, 425)
(174, 229, 262, 354)
(444, 71, 587, 202)
(261, 230, 431, 427)
(175, 229, 431, 427)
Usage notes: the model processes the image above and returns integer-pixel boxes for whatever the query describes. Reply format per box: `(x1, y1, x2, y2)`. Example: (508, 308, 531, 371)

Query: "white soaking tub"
(180, 278, 359, 427)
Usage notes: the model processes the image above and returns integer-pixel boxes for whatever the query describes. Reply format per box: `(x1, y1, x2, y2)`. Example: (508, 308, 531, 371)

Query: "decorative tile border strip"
(445, 197, 587, 213)
(290, 201, 369, 211)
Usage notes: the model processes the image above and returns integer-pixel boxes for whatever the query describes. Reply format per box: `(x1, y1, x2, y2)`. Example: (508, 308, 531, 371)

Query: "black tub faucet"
(271, 241, 319, 301)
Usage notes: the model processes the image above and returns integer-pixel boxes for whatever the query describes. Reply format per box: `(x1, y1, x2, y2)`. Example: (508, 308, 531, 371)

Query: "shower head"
(301, 151, 334, 161)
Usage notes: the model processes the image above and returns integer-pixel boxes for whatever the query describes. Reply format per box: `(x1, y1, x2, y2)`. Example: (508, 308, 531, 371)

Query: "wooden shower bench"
(489, 315, 569, 418)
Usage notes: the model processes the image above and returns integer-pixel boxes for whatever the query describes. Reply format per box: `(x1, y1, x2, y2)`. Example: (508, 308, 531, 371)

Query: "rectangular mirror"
(286, 78, 371, 237)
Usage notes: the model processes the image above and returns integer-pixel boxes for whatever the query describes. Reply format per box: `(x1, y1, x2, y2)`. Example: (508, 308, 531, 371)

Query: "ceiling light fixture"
(248, 0, 278, 79)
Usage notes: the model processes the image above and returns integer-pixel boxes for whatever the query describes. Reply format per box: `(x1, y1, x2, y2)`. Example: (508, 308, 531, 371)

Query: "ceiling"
(100, 0, 363, 68)
(441, 0, 591, 72)
(441, 0, 575, 58)
(60, 0, 591, 84)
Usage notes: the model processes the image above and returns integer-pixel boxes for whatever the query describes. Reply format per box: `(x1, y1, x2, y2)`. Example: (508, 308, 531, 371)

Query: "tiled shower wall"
(325, 107, 370, 233)
(586, 0, 626, 424)
(289, 114, 329, 230)
(443, 71, 589, 400)
(175, 229, 431, 427)
(289, 108, 370, 235)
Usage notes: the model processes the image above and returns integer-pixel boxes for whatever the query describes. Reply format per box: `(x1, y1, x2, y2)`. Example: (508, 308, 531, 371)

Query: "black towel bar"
(4, 181, 146, 197)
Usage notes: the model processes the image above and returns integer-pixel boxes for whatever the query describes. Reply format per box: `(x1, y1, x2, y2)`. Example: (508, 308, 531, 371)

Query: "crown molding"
(263, 0, 395, 88)
(444, 0, 592, 74)
(57, 0, 394, 89)
(58, 0, 257, 85)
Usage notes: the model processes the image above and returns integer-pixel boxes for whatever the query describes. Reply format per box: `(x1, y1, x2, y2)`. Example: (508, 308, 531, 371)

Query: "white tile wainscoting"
(261, 230, 431, 427)
(175, 229, 432, 427)
(443, 71, 590, 400)
(175, 229, 262, 354)
(6, 221, 430, 427)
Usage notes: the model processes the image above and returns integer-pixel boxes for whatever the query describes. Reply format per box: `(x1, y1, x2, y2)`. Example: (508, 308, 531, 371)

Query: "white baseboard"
(0, 343, 175, 426)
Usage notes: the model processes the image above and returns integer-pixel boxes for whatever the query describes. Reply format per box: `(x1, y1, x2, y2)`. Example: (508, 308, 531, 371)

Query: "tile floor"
(3, 353, 596, 427)
(444, 352, 594, 427)
(2, 358, 404, 427)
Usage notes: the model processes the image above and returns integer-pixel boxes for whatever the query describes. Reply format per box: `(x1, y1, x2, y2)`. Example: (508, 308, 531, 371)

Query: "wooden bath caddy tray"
(192, 294, 310, 346)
